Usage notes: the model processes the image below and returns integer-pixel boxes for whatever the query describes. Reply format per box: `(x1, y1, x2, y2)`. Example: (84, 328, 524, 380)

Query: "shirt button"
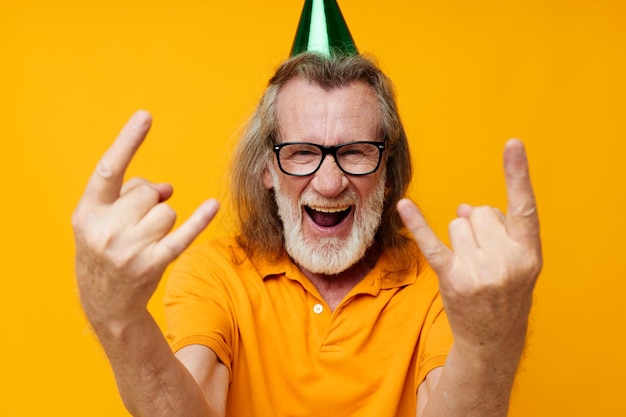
(313, 304, 324, 314)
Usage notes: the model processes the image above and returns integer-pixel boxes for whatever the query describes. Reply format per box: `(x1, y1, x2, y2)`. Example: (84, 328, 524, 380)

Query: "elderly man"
(73, 5, 542, 417)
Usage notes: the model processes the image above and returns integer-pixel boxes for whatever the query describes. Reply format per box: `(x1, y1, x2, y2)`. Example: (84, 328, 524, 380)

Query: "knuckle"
(161, 204, 177, 221)
(152, 203, 177, 229)
(74, 213, 121, 254)
(522, 251, 543, 278)
(71, 199, 92, 229)
(120, 177, 141, 192)
(474, 205, 492, 213)
(470, 205, 497, 221)
(121, 177, 149, 194)
(448, 217, 466, 231)
(82, 226, 115, 252)
(513, 201, 537, 218)
(96, 157, 115, 179)
(508, 241, 542, 274)
(127, 176, 148, 186)
(497, 254, 542, 294)
(129, 182, 161, 203)
(71, 207, 83, 230)
(419, 245, 443, 262)
(162, 240, 185, 259)
(102, 251, 130, 272)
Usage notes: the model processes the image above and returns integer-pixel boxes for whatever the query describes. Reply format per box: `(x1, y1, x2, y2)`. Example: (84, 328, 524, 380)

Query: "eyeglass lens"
(277, 142, 383, 176)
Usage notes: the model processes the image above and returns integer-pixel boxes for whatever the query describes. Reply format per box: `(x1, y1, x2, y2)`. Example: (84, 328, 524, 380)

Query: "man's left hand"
(397, 139, 543, 357)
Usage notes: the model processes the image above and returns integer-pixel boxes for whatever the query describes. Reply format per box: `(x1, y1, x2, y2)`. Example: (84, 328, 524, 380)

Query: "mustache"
(298, 189, 359, 208)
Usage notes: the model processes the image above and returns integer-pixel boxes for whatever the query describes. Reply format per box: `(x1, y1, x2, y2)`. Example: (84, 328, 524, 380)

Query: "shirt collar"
(252, 250, 418, 296)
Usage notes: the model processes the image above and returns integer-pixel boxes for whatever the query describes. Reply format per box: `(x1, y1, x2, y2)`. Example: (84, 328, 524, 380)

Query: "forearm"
(91, 310, 218, 417)
(421, 325, 527, 417)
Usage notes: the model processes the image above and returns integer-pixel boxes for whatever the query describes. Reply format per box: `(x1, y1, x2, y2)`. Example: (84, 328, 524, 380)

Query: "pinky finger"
(155, 199, 220, 265)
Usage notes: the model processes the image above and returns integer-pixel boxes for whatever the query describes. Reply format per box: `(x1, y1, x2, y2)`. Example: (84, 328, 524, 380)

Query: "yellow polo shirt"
(165, 238, 452, 416)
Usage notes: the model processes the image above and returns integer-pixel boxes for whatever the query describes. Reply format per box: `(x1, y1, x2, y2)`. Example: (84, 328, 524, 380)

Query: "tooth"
(308, 206, 350, 213)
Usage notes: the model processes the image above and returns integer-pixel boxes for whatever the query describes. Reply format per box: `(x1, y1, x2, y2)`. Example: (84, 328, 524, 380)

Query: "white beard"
(270, 167, 386, 275)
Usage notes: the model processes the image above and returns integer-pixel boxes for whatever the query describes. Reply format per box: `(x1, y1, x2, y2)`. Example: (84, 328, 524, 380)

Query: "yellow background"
(1, 0, 624, 415)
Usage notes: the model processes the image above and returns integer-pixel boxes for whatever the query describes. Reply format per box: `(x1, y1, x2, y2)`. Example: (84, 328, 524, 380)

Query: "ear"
(262, 165, 274, 190)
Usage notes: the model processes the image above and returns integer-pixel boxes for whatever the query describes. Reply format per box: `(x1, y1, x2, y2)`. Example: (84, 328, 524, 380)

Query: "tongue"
(307, 208, 349, 227)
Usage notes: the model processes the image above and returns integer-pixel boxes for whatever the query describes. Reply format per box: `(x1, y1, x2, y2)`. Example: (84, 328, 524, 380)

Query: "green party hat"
(290, 0, 358, 57)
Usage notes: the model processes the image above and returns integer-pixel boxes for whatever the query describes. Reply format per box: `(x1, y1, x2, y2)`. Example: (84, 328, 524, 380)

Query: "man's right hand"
(72, 110, 219, 331)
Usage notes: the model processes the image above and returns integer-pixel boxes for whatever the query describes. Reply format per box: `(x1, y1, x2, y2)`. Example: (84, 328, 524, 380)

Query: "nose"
(312, 154, 348, 197)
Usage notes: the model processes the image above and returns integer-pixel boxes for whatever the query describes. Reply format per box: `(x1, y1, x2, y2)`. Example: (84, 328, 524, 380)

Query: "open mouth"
(305, 205, 352, 228)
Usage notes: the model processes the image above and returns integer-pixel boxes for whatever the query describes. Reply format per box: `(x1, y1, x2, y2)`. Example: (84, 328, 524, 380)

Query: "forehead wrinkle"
(276, 78, 379, 145)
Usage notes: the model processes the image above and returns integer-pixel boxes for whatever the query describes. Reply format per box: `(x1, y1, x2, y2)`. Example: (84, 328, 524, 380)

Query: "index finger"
(503, 139, 540, 242)
(83, 110, 152, 205)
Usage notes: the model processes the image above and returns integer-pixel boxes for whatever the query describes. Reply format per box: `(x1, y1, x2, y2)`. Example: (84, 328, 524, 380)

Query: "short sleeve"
(414, 261, 454, 387)
(164, 242, 238, 377)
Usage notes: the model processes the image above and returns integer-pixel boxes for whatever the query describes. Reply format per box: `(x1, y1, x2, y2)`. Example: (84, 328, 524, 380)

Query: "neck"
(297, 244, 381, 311)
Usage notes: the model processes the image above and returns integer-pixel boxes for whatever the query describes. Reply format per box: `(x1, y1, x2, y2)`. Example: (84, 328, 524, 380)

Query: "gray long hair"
(230, 53, 418, 279)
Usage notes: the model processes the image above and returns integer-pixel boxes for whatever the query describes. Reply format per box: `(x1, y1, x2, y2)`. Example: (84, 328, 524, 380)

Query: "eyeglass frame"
(272, 141, 386, 177)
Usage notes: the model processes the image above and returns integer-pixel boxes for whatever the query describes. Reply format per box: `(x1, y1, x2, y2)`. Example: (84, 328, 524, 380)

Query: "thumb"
(397, 199, 453, 274)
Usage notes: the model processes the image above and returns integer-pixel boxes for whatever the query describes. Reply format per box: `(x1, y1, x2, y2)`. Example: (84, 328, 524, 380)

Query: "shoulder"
(169, 237, 289, 290)
(166, 238, 252, 291)
(175, 237, 247, 268)
(379, 245, 437, 288)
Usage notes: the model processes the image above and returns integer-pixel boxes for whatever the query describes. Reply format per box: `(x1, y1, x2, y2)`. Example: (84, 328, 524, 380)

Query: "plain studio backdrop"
(1, 1, 624, 415)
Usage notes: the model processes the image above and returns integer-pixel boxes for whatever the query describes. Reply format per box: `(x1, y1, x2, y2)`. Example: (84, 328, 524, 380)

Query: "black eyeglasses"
(273, 141, 385, 177)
